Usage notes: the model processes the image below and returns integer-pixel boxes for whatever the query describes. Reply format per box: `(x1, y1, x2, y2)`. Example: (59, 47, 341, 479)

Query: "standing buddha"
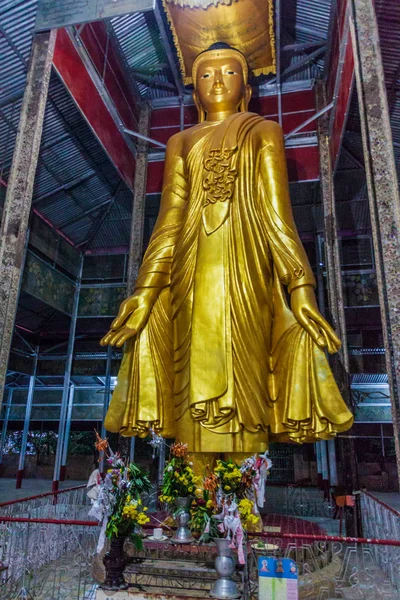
(100, 43, 353, 463)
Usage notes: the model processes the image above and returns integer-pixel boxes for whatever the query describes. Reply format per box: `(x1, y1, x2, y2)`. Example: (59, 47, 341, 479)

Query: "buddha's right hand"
(100, 289, 157, 347)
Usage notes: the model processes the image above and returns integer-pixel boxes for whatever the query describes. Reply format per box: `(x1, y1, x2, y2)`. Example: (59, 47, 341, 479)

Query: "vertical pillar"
(316, 82, 350, 375)
(0, 31, 56, 410)
(157, 439, 166, 489)
(52, 256, 83, 492)
(320, 440, 329, 482)
(16, 348, 38, 488)
(129, 437, 136, 463)
(350, 0, 400, 485)
(316, 82, 359, 495)
(315, 442, 323, 487)
(100, 345, 112, 474)
(126, 103, 151, 294)
(60, 383, 74, 481)
(0, 388, 13, 465)
(328, 439, 339, 486)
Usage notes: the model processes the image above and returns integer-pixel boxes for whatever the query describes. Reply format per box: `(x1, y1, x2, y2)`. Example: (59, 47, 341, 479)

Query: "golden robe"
(105, 112, 354, 452)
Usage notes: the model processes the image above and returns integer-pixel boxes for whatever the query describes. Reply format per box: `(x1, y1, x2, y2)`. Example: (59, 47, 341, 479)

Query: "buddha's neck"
(205, 108, 239, 122)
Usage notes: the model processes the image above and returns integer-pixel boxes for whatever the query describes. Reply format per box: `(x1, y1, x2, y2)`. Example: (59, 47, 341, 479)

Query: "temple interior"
(0, 0, 400, 598)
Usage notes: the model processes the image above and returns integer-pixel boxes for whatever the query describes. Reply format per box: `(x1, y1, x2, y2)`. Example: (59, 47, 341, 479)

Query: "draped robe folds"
(104, 112, 354, 452)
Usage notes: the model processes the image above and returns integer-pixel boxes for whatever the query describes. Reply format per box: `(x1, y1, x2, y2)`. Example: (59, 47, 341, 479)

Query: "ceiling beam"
(153, 0, 185, 98)
(53, 27, 137, 189)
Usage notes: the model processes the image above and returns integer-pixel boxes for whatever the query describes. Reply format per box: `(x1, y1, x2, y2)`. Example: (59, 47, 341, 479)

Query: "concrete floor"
(0, 478, 85, 503)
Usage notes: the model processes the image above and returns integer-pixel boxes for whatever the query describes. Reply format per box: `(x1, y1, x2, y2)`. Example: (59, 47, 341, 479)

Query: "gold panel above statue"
(162, 0, 276, 84)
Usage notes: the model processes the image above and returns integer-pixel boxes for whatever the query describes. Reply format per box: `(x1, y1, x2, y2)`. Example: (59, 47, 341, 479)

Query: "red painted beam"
(53, 28, 136, 189)
(329, 34, 354, 169)
(79, 22, 138, 133)
(326, 0, 355, 169)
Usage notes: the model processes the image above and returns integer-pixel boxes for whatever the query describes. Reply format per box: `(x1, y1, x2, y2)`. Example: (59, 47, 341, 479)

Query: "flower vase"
(171, 496, 195, 544)
(102, 536, 129, 590)
(210, 537, 240, 599)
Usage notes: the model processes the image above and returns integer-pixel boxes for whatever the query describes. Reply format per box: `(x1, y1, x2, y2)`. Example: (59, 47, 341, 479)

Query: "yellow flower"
(224, 485, 231, 491)
(206, 499, 214, 509)
(195, 488, 203, 497)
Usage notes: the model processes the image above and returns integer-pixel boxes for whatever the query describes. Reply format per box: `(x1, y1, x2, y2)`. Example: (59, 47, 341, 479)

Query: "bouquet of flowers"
(214, 459, 244, 496)
(88, 434, 152, 552)
(194, 453, 272, 562)
(159, 441, 200, 505)
(190, 489, 216, 535)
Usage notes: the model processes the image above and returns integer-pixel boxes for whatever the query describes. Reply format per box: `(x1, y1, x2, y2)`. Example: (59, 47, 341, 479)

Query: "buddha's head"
(192, 42, 252, 122)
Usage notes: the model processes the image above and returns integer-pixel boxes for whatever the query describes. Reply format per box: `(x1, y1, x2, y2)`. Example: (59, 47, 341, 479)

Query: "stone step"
(124, 558, 242, 592)
(97, 585, 221, 599)
(125, 559, 217, 580)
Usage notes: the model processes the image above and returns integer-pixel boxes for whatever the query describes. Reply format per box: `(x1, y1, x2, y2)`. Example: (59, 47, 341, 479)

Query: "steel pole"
(52, 256, 83, 492)
(327, 439, 338, 486)
(129, 437, 136, 463)
(60, 383, 75, 481)
(320, 440, 329, 482)
(0, 388, 13, 465)
(157, 440, 166, 489)
(99, 345, 112, 474)
(16, 349, 38, 488)
(275, 0, 282, 127)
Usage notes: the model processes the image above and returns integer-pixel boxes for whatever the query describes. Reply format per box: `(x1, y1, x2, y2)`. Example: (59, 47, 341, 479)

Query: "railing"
(1, 515, 399, 599)
(0, 486, 399, 599)
(246, 530, 400, 599)
(0, 485, 97, 599)
(360, 491, 400, 590)
(0, 516, 100, 600)
(0, 484, 90, 520)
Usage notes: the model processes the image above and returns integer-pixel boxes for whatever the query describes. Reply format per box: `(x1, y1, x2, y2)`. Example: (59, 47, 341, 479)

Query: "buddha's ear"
(240, 84, 252, 113)
(193, 89, 206, 123)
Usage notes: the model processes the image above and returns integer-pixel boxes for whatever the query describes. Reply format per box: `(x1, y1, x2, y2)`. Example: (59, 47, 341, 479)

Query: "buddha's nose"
(213, 70, 224, 88)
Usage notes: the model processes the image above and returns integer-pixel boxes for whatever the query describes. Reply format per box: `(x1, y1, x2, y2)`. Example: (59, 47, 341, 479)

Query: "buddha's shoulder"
(247, 114, 284, 141)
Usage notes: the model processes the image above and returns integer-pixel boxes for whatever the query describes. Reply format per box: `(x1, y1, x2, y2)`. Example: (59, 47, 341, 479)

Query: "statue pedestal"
(96, 538, 242, 599)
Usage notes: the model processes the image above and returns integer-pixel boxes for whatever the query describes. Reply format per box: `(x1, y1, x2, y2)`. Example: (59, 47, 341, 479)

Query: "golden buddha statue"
(101, 43, 353, 459)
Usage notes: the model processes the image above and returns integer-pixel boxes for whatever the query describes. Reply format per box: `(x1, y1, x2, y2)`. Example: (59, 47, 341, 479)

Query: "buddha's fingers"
(307, 308, 341, 348)
(320, 329, 339, 354)
(100, 330, 114, 346)
(111, 297, 139, 329)
(114, 328, 137, 347)
(297, 312, 326, 348)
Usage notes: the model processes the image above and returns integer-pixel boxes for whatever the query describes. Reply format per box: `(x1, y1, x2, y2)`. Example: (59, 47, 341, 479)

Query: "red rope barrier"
(0, 516, 99, 526)
(0, 515, 399, 547)
(246, 530, 400, 547)
(0, 484, 86, 508)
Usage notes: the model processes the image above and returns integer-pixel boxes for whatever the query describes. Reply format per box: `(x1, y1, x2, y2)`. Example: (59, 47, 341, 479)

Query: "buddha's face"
(194, 55, 250, 116)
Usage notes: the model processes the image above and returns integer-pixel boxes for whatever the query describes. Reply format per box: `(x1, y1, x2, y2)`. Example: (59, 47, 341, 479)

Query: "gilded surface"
(162, 0, 275, 84)
(101, 48, 354, 453)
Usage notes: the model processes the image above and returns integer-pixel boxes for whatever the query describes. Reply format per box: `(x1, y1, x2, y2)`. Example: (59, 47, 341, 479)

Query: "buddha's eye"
(226, 71, 237, 75)
(201, 73, 210, 79)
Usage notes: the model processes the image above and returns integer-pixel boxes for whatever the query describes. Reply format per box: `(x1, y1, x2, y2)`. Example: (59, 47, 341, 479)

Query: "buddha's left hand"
(290, 284, 341, 354)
